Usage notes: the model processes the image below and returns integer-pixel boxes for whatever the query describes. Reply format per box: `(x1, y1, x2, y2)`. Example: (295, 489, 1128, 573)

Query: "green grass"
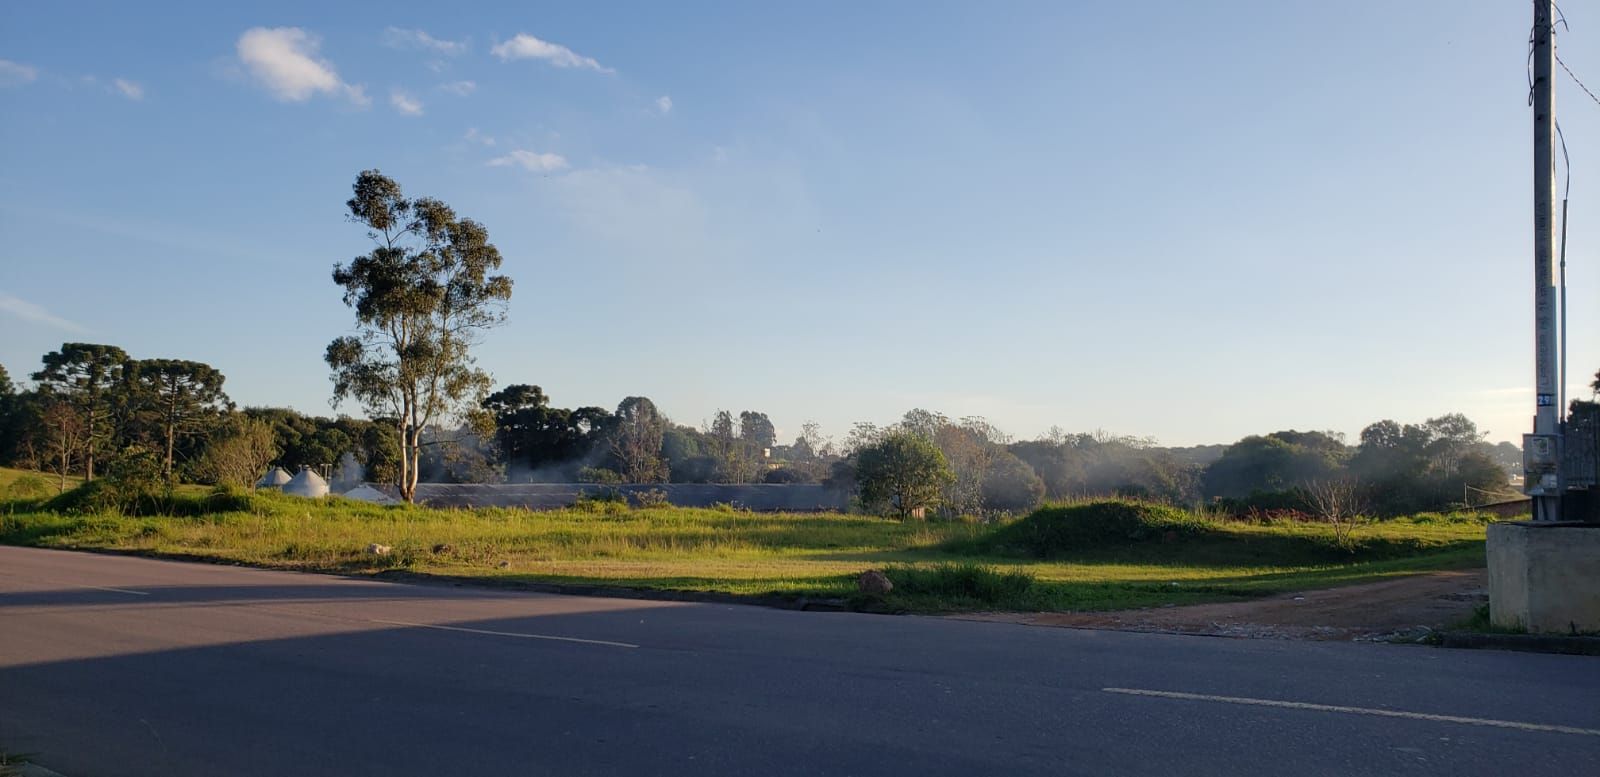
(0, 466, 76, 498)
(0, 467, 1498, 613)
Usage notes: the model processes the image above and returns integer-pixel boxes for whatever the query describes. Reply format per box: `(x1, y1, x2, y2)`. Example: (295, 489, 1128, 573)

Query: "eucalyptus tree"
(609, 396, 668, 483)
(32, 343, 130, 480)
(326, 170, 513, 502)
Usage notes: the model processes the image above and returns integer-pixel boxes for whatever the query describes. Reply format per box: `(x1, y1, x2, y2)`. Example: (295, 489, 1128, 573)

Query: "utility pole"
(1525, 0, 1565, 520)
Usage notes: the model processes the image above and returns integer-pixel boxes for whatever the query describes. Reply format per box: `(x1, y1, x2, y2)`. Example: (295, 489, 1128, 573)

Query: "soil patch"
(954, 569, 1487, 641)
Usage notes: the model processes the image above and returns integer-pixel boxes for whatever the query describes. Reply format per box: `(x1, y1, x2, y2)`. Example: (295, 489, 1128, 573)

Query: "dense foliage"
(0, 348, 1583, 517)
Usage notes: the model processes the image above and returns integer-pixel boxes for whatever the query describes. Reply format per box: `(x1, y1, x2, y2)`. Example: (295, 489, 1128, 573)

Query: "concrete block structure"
(1487, 521, 1600, 634)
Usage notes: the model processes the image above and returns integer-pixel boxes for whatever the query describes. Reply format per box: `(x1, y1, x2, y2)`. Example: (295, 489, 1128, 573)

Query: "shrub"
(573, 488, 627, 514)
(762, 467, 814, 484)
(631, 488, 669, 508)
(980, 451, 1045, 513)
(101, 446, 168, 514)
(3, 474, 49, 501)
(883, 562, 1035, 605)
(577, 467, 624, 485)
(971, 500, 1212, 558)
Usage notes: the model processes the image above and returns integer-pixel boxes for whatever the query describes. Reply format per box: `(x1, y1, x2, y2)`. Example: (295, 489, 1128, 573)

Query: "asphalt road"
(1, 546, 1596, 777)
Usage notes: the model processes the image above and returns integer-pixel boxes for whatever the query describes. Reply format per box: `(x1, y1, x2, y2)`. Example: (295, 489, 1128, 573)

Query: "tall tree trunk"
(397, 421, 413, 503)
(164, 418, 176, 480)
(85, 411, 95, 482)
(57, 418, 68, 494)
(403, 425, 422, 505)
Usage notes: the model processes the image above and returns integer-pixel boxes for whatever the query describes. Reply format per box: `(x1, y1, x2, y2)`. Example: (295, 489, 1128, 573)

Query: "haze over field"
(1, 1, 1597, 445)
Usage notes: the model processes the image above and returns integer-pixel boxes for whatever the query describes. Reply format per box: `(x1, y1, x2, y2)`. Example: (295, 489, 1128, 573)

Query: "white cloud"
(488, 149, 569, 173)
(439, 80, 475, 96)
(390, 88, 423, 115)
(464, 127, 495, 146)
(656, 95, 672, 114)
(113, 78, 144, 100)
(0, 58, 38, 86)
(383, 27, 466, 55)
(236, 27, 369, 105)
(0, 294, 88, 333)
(491, 33, 612, 73)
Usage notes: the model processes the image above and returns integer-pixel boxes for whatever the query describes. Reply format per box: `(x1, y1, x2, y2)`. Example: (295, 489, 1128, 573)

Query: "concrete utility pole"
(1525, 0, 1565, 520)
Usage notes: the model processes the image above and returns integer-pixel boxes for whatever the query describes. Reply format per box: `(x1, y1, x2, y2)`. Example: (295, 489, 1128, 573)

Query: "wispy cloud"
(488, 149, 568, 173)
(464, 127, 495, 146)
(439, 80, 475, 96)
(236, 27, 369, 106)
(382, 27, 466, 55)
(113, 78, 144, 100)
(656, 95, 672, 114)
(491, 33, 612, 73)
(0, 58, 38, 86)
(390, 88, 423, 115)
(0, 294, 88, 333)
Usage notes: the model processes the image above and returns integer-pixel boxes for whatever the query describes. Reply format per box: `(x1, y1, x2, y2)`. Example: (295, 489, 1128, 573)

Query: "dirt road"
(957, 569, 1488, 641)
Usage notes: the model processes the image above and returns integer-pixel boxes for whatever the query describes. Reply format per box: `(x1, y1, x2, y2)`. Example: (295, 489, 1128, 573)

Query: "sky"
(1, 1, 1597, 447)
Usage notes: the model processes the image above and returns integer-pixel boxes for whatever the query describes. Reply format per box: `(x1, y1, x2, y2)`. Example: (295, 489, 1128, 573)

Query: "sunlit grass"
(0, 475, 1494, 612)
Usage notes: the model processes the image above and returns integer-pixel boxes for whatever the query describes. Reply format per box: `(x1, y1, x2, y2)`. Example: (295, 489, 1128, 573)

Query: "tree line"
(3, 170, 1583, 516)
(0, 342, 1575, 518)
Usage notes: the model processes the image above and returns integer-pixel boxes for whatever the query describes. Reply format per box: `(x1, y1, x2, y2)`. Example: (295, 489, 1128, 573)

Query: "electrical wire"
(1556, 53, 1600, 111)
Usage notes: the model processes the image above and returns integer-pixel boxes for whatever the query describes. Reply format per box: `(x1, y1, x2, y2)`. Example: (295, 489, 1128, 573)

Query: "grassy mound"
(40, 480, 257, 517)
(965, 500, 1212, 558)
(954, 499, 1488, 566)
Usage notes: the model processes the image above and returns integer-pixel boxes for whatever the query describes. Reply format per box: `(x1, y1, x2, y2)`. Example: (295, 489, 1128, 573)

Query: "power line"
(1556, 53, 1600, 111)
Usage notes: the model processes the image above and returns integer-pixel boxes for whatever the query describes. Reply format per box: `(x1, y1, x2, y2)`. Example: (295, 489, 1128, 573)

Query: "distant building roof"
(283, 467, 330, 499)
(340, 484, 398, 505)
(255, 466, 293, 489)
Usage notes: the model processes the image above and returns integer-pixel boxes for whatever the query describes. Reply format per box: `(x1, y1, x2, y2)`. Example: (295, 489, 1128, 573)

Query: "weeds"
(884, 563, 1035, 608)
(0, 473, 1494, 614)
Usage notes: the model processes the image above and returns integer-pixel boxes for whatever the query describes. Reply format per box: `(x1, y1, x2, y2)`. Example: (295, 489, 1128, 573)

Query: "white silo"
(283, 466, 330, 499)
(255, 466, 293, 490)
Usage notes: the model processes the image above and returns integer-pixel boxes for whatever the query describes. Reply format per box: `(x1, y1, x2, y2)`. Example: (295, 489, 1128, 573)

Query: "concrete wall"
(1487, 522, 1600, 634)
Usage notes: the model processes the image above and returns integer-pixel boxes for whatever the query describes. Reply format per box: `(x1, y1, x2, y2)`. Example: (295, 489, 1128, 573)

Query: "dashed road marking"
(78, 584, 151, 596)
(1102, 688, 1600, 737)
(365, 619, 639, 649)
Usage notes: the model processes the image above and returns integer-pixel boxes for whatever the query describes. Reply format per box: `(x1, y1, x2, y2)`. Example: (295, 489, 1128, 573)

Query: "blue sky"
(1, 1, 1596, 446)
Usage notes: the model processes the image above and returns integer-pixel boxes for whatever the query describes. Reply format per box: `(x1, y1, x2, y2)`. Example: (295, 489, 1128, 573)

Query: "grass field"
(0, 466, 79, 496)
(0, 467, 1498, 612)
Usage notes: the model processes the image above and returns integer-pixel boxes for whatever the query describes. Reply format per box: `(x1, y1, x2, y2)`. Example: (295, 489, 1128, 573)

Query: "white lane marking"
(1103, 688, 1600, 737)
(364, 619, 639, 649)
(78, 584, 150, 596)
(0, 570, 150, 596)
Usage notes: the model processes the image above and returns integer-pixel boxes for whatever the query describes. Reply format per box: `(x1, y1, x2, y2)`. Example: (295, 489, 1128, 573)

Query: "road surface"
(1, 545, 1596, 776)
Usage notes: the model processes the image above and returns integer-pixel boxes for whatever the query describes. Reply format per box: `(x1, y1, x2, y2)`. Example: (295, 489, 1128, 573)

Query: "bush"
(81, 446, 168, 514)
(980, 451, 1045, 513)
(3, 474, 49, 501)
(577, 467, 624, 485)
(573, 488, 627, 514)
(630, 488, 669, 508)
(762, 467, 814, 484)
(971, 500, 1213, 558)
(883, 562, 1035, 605)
